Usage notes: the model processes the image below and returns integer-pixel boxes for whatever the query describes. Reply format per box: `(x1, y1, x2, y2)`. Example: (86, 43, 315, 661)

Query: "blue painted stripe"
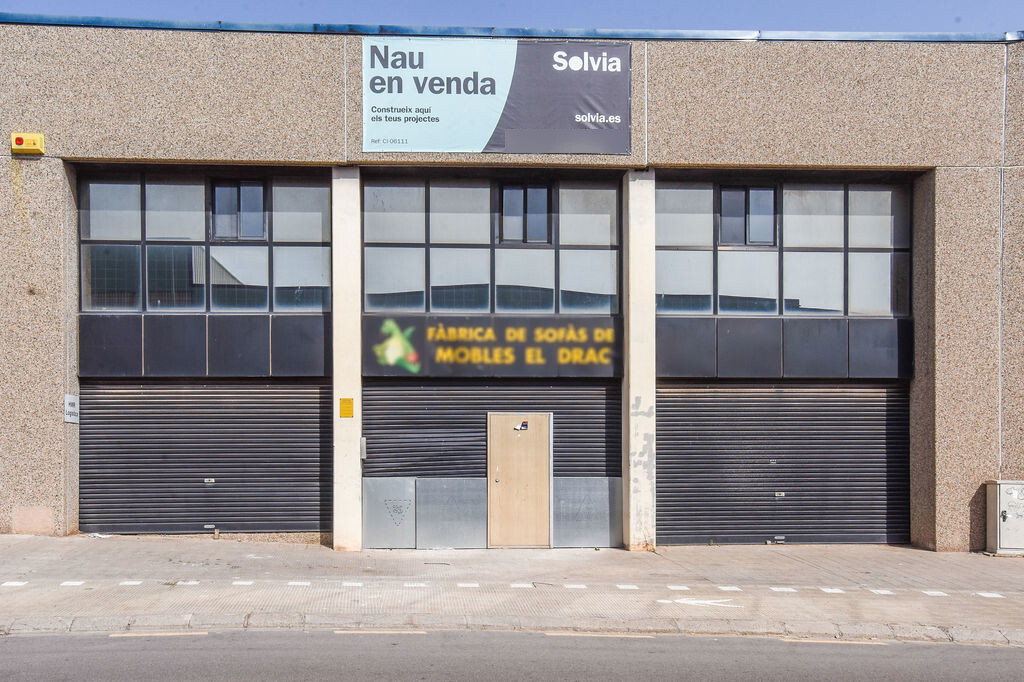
(0, 12, 1019, 42)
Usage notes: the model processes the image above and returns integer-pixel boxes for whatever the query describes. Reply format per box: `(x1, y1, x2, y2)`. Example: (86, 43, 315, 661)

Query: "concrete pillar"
(621, 170, 657, 551)
(331, 166, 363, 551)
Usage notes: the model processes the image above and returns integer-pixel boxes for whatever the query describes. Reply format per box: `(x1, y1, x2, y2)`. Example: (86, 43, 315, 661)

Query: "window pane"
(80, 244, 141, 311)
(363, 182, 425, 243)
(656, 250, 713, 314)
(718, 251, 778, 314)
(782, 184, 844, 247)
(655, 182, 713, 247)
(272, 178, 330, 242)
(273, 246, 331, 311)
(430, 248, 490, 312)
(145, 177, 205, 241)
(495, 250, 554, 313)
(429, 181, 491, 244)
(213, 184, 238, 239)
(849, 252, 909, 316)
(146, 245, 206, 311)
(720, 188, 745, 245)
(502, 187, 524, 242)
(80, 179, 141, 240)
(748, 188, 775, 244)
(364, 247, 425, 312)
(239, 181, 265, 239)
(526, 187, 549, 243)
(783, 252, 843, 315)
(559, 184, 618, 246)
(210, 246, 268, 311)
(849, 185, 910, 248)
(560, 250, 618, 314)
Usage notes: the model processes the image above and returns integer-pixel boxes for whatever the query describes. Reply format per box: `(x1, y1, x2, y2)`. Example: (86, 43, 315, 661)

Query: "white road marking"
(717, 586, 742, 592)
(119, 580, 143, 586)
(977, 592, 1005, 599)
(667, 585, 690, 591)
(403, 582, 426, 588)
(616, 584, 639, 590)
(565, 584, 587, 589)
(457, 583, 479, 588)
(176, 580, 199, 586)
(232, 581, 254, 586)
(1, 581, 27, 587)
(770, 587, 797, 592)
(511, 583, 533, 589)
(335, 630, 426, 635)
(675, 597, 743, 609)
(342, 582, 363, 587)
(656, 599, 674, 604)
(289, 581, 311, 586)
(820, 588, 845, 594)
(60, 581, 84, 586)
(870, 589, 893, 595)
(922, 590, 948, 597)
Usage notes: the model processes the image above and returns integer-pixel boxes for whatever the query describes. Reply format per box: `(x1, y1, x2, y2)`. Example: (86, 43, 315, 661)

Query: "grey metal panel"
(717, 318, 783, 378)
(79, 315, 142, 377)
(144, 315, 207, 376)
(656, 381, 910, 544)
(552, 477, 623, 548)
(783, 319, 849, 378)
(415, 478, 486, 549)
(363, 477, 416, 548)
(271, 315, 331, 377)
(849, 319, 913, 378)
(362, 381, 621, 478)
(209, 315, 270, 377)
(657, 317, 716, 377)
(78, 381, 332, 533)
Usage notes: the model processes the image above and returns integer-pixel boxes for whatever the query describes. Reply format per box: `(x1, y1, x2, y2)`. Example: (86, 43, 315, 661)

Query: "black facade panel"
(209, 316, 271, 377)
(656, 381, 910, 544)
(143, 315, 207, 377)
(79, 315, 143, 377)
(849, 319, 913, 378)
(717, 318, 783, 378)
(783, 319, 849, 378)
(272, 315, 330, 377)
(79, 381, 332, 533)
(656, 317, 716, 377)
(363, 380, 621, 478)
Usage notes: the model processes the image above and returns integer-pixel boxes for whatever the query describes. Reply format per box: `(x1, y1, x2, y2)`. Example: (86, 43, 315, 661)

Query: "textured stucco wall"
(647, 41, 1005, 169)
(0, 25, 348, 164)
(912, 168, 1003, 551)
(1006, 43, 1023, 167)
(1001, 167, 1024, 481)
(0, 157, 78, 535)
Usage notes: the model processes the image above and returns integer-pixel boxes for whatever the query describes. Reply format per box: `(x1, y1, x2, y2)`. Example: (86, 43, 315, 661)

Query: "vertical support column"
(622, 170, 657, 551)
(332, 166, 362, 551)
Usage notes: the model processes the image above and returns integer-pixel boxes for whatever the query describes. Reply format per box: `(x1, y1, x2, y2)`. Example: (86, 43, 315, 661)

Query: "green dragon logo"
(373, 318, 421, 374)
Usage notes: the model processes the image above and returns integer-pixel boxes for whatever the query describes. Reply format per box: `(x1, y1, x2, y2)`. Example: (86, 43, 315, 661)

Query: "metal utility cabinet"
(986, 481, 1024, 555)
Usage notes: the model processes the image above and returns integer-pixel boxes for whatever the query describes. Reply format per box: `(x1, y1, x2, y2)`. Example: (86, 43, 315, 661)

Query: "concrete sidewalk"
(1, 534, 1023, 645)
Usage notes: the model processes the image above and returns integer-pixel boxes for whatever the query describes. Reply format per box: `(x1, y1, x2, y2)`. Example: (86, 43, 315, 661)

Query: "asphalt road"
(2, 630, 1023, 681)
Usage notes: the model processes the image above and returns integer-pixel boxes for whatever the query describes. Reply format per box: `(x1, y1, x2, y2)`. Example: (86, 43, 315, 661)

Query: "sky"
(0, 0, 1019, 34)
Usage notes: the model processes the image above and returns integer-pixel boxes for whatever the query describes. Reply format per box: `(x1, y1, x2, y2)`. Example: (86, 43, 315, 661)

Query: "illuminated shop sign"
(363, 316, 622, 378)
(362, 37, 631, 154)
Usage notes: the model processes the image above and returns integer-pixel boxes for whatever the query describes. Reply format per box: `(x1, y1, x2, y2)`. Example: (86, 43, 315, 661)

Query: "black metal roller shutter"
(657, 382, 910, 544)
(362, 379, 621, 478)
(79, 381, 332, 534)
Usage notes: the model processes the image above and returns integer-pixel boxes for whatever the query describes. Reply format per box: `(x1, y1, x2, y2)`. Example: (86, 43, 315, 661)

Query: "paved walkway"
(1, 535, 1023, 645)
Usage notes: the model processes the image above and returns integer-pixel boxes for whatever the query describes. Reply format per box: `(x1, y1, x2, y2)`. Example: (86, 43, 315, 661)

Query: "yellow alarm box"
(11, 133, 45, 155)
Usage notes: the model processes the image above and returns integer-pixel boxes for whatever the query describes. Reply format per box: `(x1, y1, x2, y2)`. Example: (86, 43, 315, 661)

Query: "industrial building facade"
(1, 14, 1022, 551)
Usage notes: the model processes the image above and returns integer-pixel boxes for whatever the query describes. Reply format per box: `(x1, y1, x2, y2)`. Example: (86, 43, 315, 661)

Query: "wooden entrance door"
(487, 412, 551, 548)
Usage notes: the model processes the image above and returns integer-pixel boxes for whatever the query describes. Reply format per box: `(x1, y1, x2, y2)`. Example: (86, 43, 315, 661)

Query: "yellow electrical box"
(11, 133, 44, 155)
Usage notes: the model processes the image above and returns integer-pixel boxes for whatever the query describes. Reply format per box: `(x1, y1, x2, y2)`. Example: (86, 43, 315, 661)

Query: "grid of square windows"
(79, 171, 332, 313)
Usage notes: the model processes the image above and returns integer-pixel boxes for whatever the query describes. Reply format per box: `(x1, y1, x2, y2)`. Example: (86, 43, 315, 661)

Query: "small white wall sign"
(64, 394, 79, 424)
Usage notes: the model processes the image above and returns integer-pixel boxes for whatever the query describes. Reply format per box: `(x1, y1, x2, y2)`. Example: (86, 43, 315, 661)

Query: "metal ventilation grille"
(79, 381, 332, 534)
(362, 380, 622, 478)
(656, 382, 910, 544)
